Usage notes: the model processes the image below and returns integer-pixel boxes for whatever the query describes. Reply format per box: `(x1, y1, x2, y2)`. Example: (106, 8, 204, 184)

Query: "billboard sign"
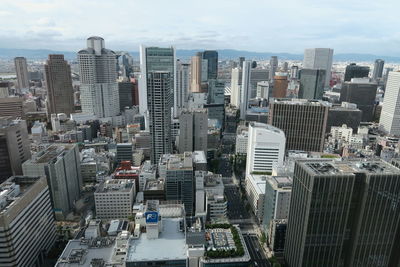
(145, 211, 159, 223)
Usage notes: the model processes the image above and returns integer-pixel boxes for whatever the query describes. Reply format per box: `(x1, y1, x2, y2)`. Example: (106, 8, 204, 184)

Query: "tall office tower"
(203, 50, 218, 79)
(147, 72, 173, 164)
(250, 69, 269, 98)
(14, 57, 29, 93)
(165, 152, 194, 216)
(239, 57, 245, 69)
(285, 159, 400, 267)
(0, 118, 31, 183)
(344, 63, 370, 82)
(176, 60, 190, 116)
(262, 176, 292, 233)
(245, 122, 286, 176)
(240, 60, 252, 120)
(78, 36, 119, 118)
(298, 69, 326, 100)
(208, 79, 225, 104)
(0, 176, 56, 267)
(270, 56, 278, 80)
(190, 52, 202, 93)
(372, 59, 385, 81)
(230, 68, 241, 107)
(178, 108, 208, 154)
(118, 81, 134, 110)
(290, 65, 299, 80)
(44, 54, 75, 116)
(139, 46, 176, 114)
(379, 71, 400, 136)
(281, 62, 289, 72)
(272, 73, 289, 98)
(269, 99, 329, 152)
(340, 78, 378, 122)
(22, 144, 82, 220)
(303, 48, 333, 88)
(131, 78, 139, 106)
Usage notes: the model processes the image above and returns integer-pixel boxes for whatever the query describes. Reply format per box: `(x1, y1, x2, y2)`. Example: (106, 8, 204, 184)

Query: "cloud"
(0, 0, 399, 55)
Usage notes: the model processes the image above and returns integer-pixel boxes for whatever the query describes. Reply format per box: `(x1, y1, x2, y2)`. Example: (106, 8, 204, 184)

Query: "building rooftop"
(31, 144, 76, 164)
(0, 176, 43, 213)
(126, 218, 186, 262)
(272, 98, 330, 107)
(192, 151, 207, 164)
(249, 122, 285, 135)
(301, 159, 400, 176)
(247, 174, 267, 195)
(144, 179, 164, 191)
(96, 179, 134, 193)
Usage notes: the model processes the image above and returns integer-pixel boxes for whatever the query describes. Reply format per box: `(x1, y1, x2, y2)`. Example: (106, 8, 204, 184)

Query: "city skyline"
(1, 0, 400, 56)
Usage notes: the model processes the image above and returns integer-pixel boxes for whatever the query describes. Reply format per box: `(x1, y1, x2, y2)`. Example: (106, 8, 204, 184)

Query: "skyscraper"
(202, 50, 218, 79)
(230, 67, 242, 107)
(298, 69, 326, 100)
(344, 63, 370, 82)
(178, 109, 208, 154)
(372, 59, 385, 81)
(22, 143, 82, 220)
(78, 36, 119, 118)
(176, 60, 190, 116)
(147, 72, 173, 164)
(245, 122, 286, 176)
(272, 73, 289, 98)
(285, 159, 400, 267)
(303, 48, 333, 88)
(379, 71, 400, 136)
(269, 99, 329, 152)
(0, 118, 31, 183)
(340, 78, 377, 122)
(270, 56, 278, 81)
(240, 60, 252, 120)
(190, 52, 202, 93)
(14, 57, 29, 93)
(44, 54, 75, 116)
(139, 46, 176, 114)
(118, 81, 134, 110)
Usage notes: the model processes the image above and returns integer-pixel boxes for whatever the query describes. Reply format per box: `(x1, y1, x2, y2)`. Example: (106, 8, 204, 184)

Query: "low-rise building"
(94, 179, 135, 219)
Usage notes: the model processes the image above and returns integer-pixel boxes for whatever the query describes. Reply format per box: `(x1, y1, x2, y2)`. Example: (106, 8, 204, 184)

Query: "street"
(224, 184, 250, 221)
(244, 234, 271, 267)
(218, 155, 232, 177)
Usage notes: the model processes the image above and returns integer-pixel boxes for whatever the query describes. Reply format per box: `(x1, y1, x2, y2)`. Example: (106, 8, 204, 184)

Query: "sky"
(1, 0, 399, 55)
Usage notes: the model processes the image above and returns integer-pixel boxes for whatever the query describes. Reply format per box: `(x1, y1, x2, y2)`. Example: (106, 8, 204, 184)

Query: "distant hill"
(1, 47, 400, 63)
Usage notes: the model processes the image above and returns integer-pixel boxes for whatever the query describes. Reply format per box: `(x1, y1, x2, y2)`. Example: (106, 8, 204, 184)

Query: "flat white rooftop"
(126, 218, 186, 262)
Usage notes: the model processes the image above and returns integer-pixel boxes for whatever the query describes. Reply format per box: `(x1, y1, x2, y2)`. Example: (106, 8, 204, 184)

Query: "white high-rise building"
(245, 122, 286, 176)
(78, 36, 120, 118)
(379, 71, 400, 136)
(330, 124, 353, 142)
(147, 72, 173, 164)
(230, 67, 241, 107)
(240, 60, 252, 120)
(139, 46, 176, 115)
(176, 60, 190, 116)
(303, 48, 334, 88)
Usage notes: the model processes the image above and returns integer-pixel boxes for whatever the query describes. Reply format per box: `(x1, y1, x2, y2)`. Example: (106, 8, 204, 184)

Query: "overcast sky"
(1, 0, 399, 55)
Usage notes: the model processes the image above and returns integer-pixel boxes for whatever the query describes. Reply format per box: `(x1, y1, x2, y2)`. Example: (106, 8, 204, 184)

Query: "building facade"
(303, 48, 333, 88)
(298, 69, 326, 100)
(78, 36, 120, 118)
(285, 159, 400, 267)
(0, 176, 56, 267)
(14, 57, 29, 93)
(269, 99, 329, 152)
(379, 71, 400, 136)
(22, 144, 82, 220)
(44, 54, 75, 116)
(147, 72, 173, 164)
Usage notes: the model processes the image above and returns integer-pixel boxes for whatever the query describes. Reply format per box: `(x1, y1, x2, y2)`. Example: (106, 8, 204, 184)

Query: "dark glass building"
(202, 50, 218, 80)
(298, 69, 326, 100)
(344, 63, 370, 81)
(339, 80, 377, 122)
